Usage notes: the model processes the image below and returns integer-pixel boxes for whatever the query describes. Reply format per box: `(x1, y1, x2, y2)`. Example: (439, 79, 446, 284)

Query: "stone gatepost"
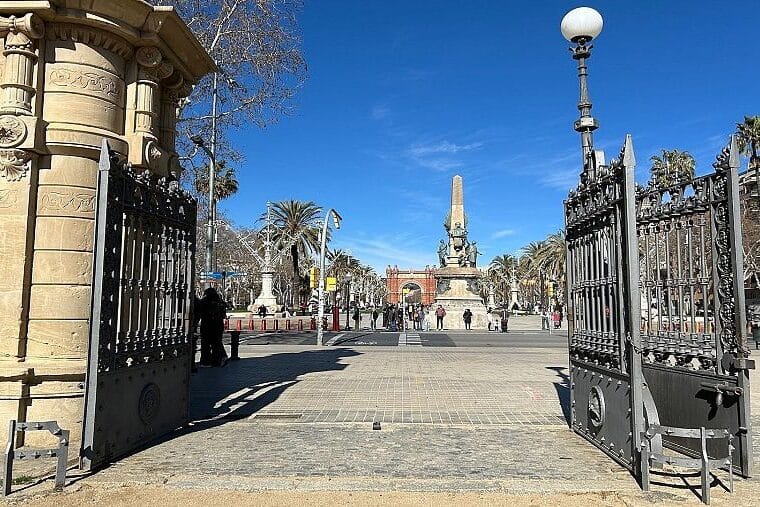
(0, 1, 214, 449)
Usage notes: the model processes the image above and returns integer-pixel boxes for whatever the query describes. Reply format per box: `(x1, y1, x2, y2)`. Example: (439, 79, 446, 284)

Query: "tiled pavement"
(44, 343, 760, 501)
(189, 345, 570, 426)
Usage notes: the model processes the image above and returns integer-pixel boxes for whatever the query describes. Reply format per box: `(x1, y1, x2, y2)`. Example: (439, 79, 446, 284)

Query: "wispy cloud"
(491, 229, 516, 239)
(338, 236, 435, 272)
(407, 141, 483, 157)
(371, 104, 390, 120)
(540, 167, 579, 190)
(405, 139, 484, 172)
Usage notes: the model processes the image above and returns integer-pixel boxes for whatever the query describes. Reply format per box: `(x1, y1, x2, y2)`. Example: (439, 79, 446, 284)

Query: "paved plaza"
(11, 329, 760, 506)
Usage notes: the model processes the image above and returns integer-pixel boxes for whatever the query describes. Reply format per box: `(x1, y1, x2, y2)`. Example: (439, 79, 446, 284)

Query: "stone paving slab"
(190, 346, 570, 426)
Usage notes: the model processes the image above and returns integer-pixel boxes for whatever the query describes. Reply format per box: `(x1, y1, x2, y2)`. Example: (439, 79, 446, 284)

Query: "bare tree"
(150, 0, 307, 163)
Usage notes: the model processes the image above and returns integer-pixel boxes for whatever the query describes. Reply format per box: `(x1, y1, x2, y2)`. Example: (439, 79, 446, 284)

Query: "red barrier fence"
(223, 317, 321, 333)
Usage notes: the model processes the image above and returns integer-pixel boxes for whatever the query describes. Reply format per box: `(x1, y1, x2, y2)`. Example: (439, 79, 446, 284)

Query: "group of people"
(379, 303, 431, 331)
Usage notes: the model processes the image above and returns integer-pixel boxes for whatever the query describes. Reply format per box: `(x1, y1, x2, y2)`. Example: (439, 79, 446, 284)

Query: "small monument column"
(434, 175, 488, 329)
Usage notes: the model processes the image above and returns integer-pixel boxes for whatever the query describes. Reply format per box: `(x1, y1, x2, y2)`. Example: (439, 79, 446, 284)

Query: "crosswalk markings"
(324, 333, 344, 346)
(398, 332, 422, 347)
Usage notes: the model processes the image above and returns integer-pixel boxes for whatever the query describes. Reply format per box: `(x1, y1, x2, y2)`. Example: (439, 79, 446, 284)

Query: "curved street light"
(317, 208, 342, 345)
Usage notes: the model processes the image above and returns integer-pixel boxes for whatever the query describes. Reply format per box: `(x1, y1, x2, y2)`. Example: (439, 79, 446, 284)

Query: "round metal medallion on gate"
(138, 382, 161, 424)
(587, 386, 606, 433)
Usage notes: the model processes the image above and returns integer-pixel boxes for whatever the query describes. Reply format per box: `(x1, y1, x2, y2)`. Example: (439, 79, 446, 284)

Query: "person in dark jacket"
(196, 287, 228, 367)
(463, 308, 473, 330)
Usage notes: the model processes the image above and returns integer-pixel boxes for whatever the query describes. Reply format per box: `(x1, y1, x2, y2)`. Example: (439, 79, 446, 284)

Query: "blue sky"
(221, 1, 760, 273)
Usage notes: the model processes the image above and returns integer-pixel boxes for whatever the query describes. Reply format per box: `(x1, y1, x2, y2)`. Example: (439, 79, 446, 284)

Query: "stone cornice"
(0, 0, 214, 85)
(46, 22, 133, 59)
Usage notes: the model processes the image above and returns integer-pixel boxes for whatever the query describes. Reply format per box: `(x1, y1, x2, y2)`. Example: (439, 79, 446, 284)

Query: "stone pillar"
(0, 14, 43, 443)
(0, 0, 214, 451)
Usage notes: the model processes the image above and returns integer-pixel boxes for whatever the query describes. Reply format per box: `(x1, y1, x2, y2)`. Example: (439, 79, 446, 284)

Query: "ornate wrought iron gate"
(567, 135, 754, 482)
(566, 136, 644, 472)
(80, 140, 197, 470)
(637, 138, 753, 476)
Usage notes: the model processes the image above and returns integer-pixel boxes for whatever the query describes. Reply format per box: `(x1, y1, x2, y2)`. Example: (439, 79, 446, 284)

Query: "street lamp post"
(561, 7, 603, 180)
(190, 71, 220, 289)
(317, 208, 342, 346)
(343, 273, 352, 330)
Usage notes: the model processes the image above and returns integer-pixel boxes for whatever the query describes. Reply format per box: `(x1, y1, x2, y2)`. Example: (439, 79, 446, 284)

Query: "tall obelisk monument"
(435, 175, 488, 329)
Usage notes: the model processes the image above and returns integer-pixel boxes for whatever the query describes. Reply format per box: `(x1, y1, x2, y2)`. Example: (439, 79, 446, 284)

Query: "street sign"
(200, 271, 223, 280)
(326, 277, 337, 292)
(402, 288, 410, 294)
(225, 272, 248, 278)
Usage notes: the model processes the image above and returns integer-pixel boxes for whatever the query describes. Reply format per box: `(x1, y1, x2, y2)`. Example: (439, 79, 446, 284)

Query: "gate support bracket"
(2, 420, 69, 496)
(641, 424, 733, 505)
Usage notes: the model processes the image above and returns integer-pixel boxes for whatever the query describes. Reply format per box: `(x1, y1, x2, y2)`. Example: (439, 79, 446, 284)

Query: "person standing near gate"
(371, 307, 378, 330)
(435, 305, 446, 330)
(196, 287, 229, 367)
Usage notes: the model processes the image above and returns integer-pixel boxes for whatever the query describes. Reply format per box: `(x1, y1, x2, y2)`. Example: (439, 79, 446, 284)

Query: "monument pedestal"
(435, 266, 488, 329)
(248, 271, 279, 313)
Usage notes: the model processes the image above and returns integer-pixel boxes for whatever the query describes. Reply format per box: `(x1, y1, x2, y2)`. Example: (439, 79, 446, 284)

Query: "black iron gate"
(637, 138, 753, 476)
(80, 140, 197, 470)
(567, 136, 754, 484)
(566, 136, 644, 472)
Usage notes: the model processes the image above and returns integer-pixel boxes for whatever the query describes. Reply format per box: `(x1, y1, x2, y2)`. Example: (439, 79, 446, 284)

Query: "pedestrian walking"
(353, 306, 360, 331)
(195, 287, 228, 367)
(422, 306, 430, 332)
(371, 308, 378, 330)
(487, 307, 493, 331)
(435, 305, 446, 330)
(463, 308, 473, 330)
(541, 307, 549, 330)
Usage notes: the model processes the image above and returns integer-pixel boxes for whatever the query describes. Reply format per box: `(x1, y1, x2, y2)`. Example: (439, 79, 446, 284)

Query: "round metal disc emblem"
(138, 382, 161, 424)
(588, 385, 606, 433)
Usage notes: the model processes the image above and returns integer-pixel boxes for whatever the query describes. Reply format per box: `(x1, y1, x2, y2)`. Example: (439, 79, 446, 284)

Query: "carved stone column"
(0, 14, 44, 115)
(128, 46, 174, 173)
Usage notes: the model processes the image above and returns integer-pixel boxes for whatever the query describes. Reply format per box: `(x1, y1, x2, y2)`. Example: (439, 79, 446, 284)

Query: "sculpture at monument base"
(434, 175, 488, 329)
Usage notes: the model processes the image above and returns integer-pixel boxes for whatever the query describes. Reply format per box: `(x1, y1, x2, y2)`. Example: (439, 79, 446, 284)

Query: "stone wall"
(0, 1, 213, 449)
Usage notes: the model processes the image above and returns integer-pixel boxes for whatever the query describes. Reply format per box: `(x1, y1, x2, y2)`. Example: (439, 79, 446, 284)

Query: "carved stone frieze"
(40, 190, 96, 214)
(48, 67, 123, 101)
(0, 188, 18, 208)
(0, 148, 31, 181)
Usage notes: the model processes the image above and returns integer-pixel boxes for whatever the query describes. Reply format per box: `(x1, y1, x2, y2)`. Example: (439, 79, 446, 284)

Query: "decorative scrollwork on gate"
(93, 144, 197, 373)
(566, 140, 632, 372)
(636, 140, 746, 373)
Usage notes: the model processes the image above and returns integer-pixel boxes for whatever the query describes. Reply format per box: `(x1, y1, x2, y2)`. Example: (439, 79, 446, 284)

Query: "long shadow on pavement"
(546, 366, 571, 425)
(76, 348, 362, 479)
(188, 348, 361, 425)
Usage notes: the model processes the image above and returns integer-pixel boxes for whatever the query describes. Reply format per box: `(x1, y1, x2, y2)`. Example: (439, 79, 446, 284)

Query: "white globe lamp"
(561, 7, 603, 42)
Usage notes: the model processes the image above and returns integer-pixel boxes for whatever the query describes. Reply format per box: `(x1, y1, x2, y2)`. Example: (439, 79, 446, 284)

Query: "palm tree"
(488, 254, 517, 303)
(537, 231, 566, 283)
(649, 149, 695, 188)
(194, 161, 240, 201)
(736, 115, 760, 170)
(269, 200, 323, 307)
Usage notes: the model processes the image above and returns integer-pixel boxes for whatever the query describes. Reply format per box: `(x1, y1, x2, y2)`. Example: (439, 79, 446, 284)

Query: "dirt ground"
(4, 484, 760, 507)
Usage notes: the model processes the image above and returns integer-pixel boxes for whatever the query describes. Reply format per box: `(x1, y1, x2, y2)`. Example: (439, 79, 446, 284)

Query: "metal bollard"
(230, 331, 240, 361)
